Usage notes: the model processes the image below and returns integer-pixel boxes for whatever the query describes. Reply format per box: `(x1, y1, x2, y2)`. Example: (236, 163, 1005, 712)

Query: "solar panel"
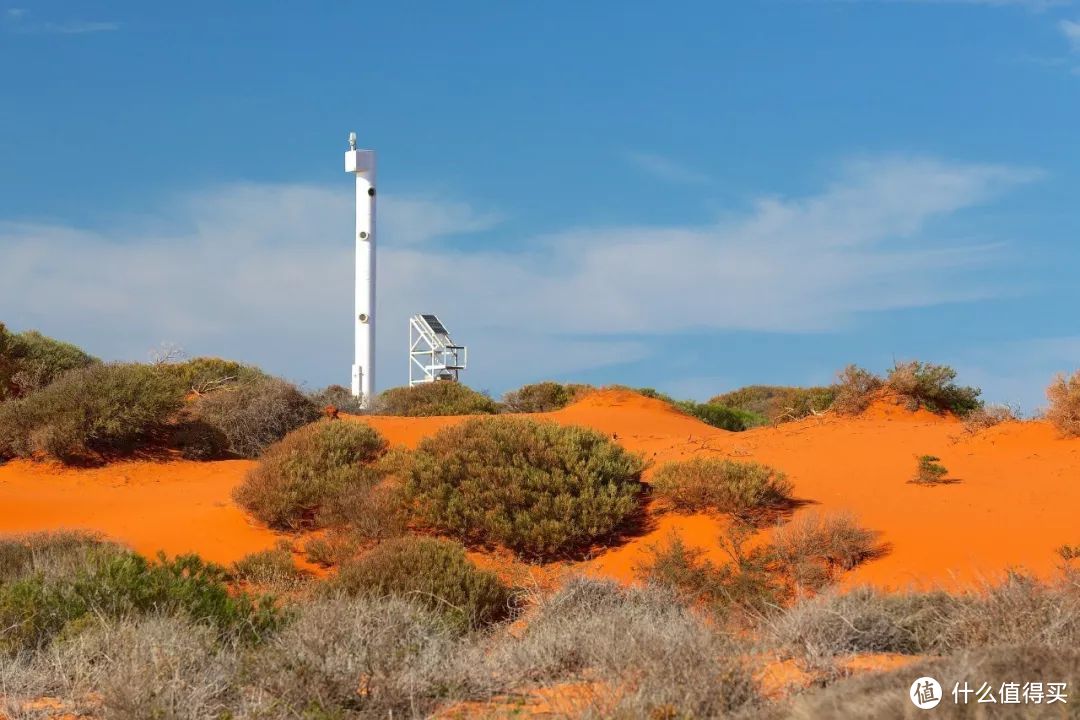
(421, 314, 449, 336)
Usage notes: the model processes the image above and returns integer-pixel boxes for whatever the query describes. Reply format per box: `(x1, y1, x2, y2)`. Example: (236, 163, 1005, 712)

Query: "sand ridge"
(1, 388, 1077, 589)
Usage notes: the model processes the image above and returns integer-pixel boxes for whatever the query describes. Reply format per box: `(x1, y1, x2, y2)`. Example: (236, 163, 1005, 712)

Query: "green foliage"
(652, 457, 794, 520)
(373, 381, 500, 416)
(190, 376, 321, 458)
(1046, 370, 1080, 437)
(886, 360, 982, 416)
(709, 385, 836, 425)
(831, 364, 884, 415)
(0, 549, 280, 654)
(0, 362, 185, 462)
(232, 543, 305, 588)
(405, 417, 646, 559)
(0, 324, 98, 401)
(332, 536, 513, 630)
(674, 400, 766, 431)
(234, 420, 388, 530)
(912, 455, 950, 485)
(502, 381, 589, 413)
(160, 356, 268, 394)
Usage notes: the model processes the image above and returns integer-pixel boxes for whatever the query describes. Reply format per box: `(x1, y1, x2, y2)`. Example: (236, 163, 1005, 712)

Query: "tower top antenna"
(348, 131, 358, 151)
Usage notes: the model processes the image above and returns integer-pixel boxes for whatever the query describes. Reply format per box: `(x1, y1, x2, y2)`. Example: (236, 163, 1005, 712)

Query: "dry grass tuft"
(652, 458, 794, 521)
(1046, 370, 1080, 437)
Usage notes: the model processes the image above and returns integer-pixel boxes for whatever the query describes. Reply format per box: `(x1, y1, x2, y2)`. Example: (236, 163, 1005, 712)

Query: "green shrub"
(0, 324, 98, 401)
(1046, 370, 1080, 437)
(0, 550, 279, 654)
(405, 417, 646, 559)
(161, 356, 268, 394)
(502, 381, 588, 413)
(652, 457, 794, 520)
(831, 364, 884, 415)
(332, 536, 513, 630)
(309, 384, 365, 414)
(911, 454, 950, 485)
(0, 531, 115, 584)
(674, 400, 765, 431)
(373, 382, 500, 416)
(0, 362, 185, 462)
(234, 420, 388, 530)
(190, 376, 320, 458)
(709, 385, 836, 424)
(232, 543, 305, 588)
(886, 360, 982, 416)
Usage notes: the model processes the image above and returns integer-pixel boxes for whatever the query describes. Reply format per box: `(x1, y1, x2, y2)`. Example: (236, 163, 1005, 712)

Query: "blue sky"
(2, 1, 1079, 410)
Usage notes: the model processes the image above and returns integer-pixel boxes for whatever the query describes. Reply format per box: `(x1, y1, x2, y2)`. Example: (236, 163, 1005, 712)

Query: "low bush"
(405, 417, 646, 559)
(160, 356, 267, 394)
(488, 577, 759, 718)
(232, 542, 305, 589)
(830, 365, 883, 415)
(0, 362, 185, 462)
(963, 403, 1018, 433)
(652, 458, 794, 521)
(886, 360, 982, 416)
(247, 595, 485, 719)
(911, 454, 950, 485)
(502, 381, 589, 413)
(635, 531, 785, 615)
(0, 531, 116, 584)
(1046, 370, 1080, 437)
(190, 376, 321, 458)
(0, 324, 98, 400)
(234, 420, 388, 530)
(709, 385, 836, 425)
(332, 536, 513, 630)
(309, 383, 366, 414)
(373, 381, 500, 416)
(0, 549, 279, 654)
(771, 512, 881, 593)
(675, 400, 766, 431)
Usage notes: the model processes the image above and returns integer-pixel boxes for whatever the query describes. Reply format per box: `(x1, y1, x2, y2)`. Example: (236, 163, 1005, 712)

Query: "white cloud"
(1062, 19, 1080, 49)
(625, 152, 711, 185)
(0, 156, 1039, 392)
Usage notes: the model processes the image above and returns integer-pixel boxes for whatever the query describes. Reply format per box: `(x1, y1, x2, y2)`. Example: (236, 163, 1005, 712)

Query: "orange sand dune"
(1, 388, 1078, 589)
(0, 457, 282, 564)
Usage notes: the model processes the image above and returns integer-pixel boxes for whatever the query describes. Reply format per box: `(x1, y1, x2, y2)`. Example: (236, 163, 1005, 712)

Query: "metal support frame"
(409, 314, 467, 386)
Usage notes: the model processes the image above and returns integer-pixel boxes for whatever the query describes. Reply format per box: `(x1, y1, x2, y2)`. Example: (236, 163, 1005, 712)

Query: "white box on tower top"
(345, 149, 375, 174)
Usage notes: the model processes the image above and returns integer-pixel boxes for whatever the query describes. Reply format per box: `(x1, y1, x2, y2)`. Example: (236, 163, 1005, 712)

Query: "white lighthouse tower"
(345, 132, 376, 407)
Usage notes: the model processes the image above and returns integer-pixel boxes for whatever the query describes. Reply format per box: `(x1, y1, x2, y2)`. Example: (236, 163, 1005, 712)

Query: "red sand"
(2, 389, 1078, 589)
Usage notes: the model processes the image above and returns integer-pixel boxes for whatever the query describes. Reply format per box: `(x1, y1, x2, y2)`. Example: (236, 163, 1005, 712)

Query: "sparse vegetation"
(652, 457, 794, 521)
(830, 364, 884, 415)
(332, 536, 513, 630)
(963, 403, 1018, 433)
(886, 360, 982, 416)
(0, 362, 185, 462)
(710, 385, 836, 425)
(911, 454, 950, 485)
(234, 419, 388, 530)
(232, 542, 305, 589)
(190, 375, 321, 458)
(675, 399, 766, 430)
(502, 381, 590, 412)
(160, 356, 268, 394)
(405, 417, 646, 559)
(771, 512, 882, 593)
(373, 381, 500, 416)
(1046, 369, 1080, 437)
(309, 383, 366, 414)
(0, 323, 98, 401)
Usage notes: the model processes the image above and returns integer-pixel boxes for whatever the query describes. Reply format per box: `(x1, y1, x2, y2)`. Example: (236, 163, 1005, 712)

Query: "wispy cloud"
(0, 156, 1040, 392)
(624, 152, 711, 185)
(1062, 18, 1080, 48)
(3, 8, 118, 34)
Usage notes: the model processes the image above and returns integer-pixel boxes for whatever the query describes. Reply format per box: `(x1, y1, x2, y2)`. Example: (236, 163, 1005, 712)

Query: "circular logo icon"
(910, 676, 943, 709)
